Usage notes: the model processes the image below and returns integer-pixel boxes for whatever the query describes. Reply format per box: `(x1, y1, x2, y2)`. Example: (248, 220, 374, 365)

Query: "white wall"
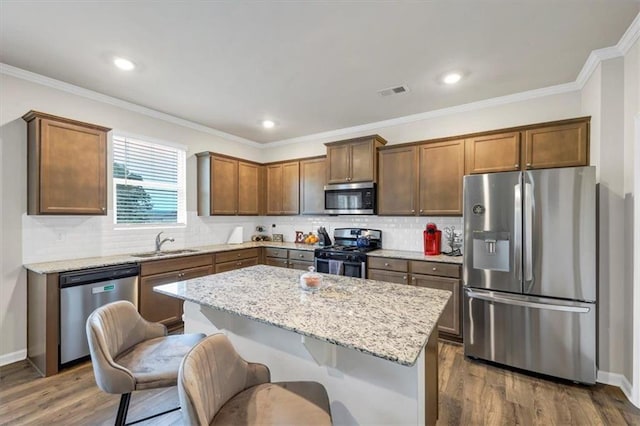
(263, 91, 583, 161)
(0, 74, 265, 363)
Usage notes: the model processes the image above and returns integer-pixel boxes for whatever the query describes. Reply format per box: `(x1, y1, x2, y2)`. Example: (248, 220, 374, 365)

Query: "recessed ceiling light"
(114, 57, 135, 71)
(262, 120, 275, 129)
(443, 72, 462, 85)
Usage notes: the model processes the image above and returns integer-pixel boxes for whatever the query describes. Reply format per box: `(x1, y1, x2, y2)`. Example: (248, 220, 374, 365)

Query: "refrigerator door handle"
(466, 289, 591, 313)
(514, 182, 522, 282)
(524, 181, 534, 285)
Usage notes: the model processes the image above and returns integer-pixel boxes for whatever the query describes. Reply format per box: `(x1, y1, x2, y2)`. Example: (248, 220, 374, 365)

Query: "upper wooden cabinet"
(378, 145, 417, 215)
(378, 139, 464, 216)
(23, 111, 109, 215)
(524, 120, 588, 169)
(325, 135, 387, 184)
(266, 161, 299, 215)
(465, 131, 521, 175)
(418, 139, 464, 215)
(300, 157, 326, 215)
(197, 153, 262, 215)
(465, 117, 589, 174)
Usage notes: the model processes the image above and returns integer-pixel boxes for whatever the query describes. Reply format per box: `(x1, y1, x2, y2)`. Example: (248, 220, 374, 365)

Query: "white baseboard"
(597, 370, 636, 406)
(0, 349, 27, 367)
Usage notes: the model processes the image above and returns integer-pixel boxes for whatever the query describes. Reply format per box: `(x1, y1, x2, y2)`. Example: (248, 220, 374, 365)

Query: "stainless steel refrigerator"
(463, 166, 596, 383)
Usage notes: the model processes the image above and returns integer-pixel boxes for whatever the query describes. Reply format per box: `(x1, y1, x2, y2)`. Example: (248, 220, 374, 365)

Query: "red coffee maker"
(424, 223, 441, 255)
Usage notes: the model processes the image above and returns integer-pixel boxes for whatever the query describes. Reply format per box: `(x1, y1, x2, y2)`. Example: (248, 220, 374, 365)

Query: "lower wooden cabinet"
(215, 248, 260, 273)
(139, 254, 214, 328)
(264, 247, 314, 270)
(368, 256, 462, 341)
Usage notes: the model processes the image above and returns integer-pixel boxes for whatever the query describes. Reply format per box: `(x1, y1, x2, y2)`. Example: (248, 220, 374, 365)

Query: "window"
(113, 135, 186, 225)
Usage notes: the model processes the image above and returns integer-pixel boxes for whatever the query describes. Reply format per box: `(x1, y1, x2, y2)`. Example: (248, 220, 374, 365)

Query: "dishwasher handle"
(60, 264, 140, 288)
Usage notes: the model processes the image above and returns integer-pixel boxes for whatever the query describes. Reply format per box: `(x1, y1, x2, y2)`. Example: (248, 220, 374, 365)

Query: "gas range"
(314, 228, 382, 262)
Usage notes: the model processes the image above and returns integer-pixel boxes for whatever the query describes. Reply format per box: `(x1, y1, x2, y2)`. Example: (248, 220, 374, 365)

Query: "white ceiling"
(1, 1, 638, 143)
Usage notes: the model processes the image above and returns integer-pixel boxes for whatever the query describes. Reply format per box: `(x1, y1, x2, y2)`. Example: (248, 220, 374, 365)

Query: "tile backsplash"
(22, 212, 463, 264)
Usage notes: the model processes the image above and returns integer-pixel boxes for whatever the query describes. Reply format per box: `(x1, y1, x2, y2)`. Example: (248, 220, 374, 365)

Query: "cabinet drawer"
(288, 250, 314, 262)
(265, 248, 288, 259)
(215, 257, 258, 273)
(289, 259, 313, 271)
(368, 269, 409, 285)
(410, 261, 460, 278)
(368, 257, 408, 272)
(140, 254, 213, 276)
(216, 248, 260, 263)
(412, 274, 461, 337)
(266, 257, 289, 268)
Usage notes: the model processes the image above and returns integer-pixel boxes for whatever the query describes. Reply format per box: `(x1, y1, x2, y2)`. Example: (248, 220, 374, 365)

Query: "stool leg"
(115, 393, 131, 426)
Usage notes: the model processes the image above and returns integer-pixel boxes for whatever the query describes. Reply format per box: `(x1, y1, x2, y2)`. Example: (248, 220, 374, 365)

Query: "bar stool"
(178, 333, 333, 425)
(86, 300, 205, 425)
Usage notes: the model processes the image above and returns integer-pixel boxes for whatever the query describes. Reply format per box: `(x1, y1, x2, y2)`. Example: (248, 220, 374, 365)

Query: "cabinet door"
(266, 164, 283, 215)
(237, 161, 260, 215)
(140, 272, 182, 326)
(215, 257, 258, 273)
(266, 257, 289, 268)
(524, 121, 588, 169)
(38, 118, 107, 214)
(349, 139, 375, 183)
(411, 274, 461, 337)
(281, 162, 300, 215)
(289, 260, 314, 271)
(326, 144, 351, 183)
(211, 156, 238, 215)
(300, 157, 326, 215)
(368, 269, 409, 285)
(378, 146, 417, 215)
(418, 140, 464, 215)
(465, 132, 521, 174)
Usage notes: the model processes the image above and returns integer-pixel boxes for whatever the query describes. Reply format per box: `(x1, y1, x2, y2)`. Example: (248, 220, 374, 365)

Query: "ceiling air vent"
(378, 85, 410, 97)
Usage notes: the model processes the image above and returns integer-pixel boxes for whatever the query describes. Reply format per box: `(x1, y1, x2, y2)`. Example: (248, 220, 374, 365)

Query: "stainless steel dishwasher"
(59, 264, 139, 366)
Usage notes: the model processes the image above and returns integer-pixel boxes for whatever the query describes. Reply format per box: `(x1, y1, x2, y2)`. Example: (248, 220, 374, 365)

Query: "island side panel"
(425, 327, 439, 426)
(183, 301, 432, 426)
(27, 270, 59, 376)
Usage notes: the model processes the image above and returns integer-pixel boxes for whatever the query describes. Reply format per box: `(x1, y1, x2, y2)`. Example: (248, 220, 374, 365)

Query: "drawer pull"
(403, 275, 407, 280)
(432, 267, 437, 271)
(384, 262, 390, 266)
(236, 262, 242, 266)
(283, 260, 288, 264)
(411, 276, 416, 282)
(299, 254, 304, 258)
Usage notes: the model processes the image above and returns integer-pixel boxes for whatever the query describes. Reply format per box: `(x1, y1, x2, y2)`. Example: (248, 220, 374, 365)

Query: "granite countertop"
(24, 242, 463, 274)
(368, 249, 463, 264)
(155, 264, 451, 367)
(23, 241, 317, 274)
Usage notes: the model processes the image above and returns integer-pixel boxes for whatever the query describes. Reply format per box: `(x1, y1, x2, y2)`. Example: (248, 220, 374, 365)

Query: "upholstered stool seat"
(179, 334, 332, 425)
(86, 300, 205, 425)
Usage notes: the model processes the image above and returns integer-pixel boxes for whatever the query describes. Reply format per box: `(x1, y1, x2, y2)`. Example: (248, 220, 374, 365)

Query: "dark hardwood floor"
(1, 342, 638, 425)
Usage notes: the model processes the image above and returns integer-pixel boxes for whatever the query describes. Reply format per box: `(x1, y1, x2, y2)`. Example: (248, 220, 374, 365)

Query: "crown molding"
(267, 82, 580, 147)
(0, 63, 262, 148)
(575, 46, 624, 88)
(618, 12, 640, 55)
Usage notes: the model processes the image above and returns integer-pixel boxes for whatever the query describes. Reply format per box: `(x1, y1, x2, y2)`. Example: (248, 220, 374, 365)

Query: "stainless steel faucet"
(155, 231, 175, 252)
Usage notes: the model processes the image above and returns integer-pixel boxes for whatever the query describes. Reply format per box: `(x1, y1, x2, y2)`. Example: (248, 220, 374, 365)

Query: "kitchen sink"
(130, 249, 200, 258)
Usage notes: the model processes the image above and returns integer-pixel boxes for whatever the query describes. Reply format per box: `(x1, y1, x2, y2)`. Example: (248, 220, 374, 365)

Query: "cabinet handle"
(419, 209, 424, 213)
(526, 163, 532, 168)
(432, 267, 437, 271)
(283, 260, 288, 264)
(411, 276, 416, 282)
(299, 254, 304, 258)
(411, 209, 415, 213)
(514, 164, 519, 169)
(403, 275, 407, 281)
(384, 262, 390, 266)
(236, 262, 242, 266)
(101, 207, 106, 212)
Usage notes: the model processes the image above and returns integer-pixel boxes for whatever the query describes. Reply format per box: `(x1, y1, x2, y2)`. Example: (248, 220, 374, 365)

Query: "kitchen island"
(155, 264, 451, 425)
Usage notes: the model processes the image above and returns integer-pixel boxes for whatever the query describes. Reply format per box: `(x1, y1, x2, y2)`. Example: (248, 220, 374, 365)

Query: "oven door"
(314, 258, 366, 278)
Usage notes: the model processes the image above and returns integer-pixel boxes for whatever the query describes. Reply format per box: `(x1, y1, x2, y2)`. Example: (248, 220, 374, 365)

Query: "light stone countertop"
(368, 249, 463, 264)
(23, 241, 317, 274)
(23, 242, 463, 274)
(155, 264, 451, 366)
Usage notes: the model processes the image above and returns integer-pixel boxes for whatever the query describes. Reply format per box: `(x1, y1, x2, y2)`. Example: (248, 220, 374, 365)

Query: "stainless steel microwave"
(324, 182, 376, 215)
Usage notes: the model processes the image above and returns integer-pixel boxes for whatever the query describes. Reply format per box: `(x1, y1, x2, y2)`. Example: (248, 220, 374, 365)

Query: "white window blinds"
(113, 135, 186, 225)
